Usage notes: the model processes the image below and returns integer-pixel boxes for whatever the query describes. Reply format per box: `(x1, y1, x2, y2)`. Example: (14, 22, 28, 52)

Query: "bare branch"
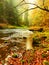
(17, 2, 49, 12)
(14, 0, 25, 8)
(14, 0, 49, 17)
(18, 7, 37, 16)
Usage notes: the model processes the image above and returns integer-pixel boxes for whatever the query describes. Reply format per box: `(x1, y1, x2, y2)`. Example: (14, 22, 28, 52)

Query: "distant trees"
(0, 0, 49, 27)
(16, 0, 49, 15)
(0, 0, 21, 26)
(13, 0, 49, 27)
(5, 0, 19, 25)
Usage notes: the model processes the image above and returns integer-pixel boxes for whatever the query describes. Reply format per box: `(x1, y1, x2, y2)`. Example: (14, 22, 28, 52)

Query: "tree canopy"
(0, 0, 49, 27)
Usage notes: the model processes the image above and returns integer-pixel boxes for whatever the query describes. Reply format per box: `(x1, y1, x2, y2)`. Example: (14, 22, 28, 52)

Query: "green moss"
(44, 48, 49, 52)
(43, 60, 49, 65)
(12, 53, 18, 58)
(42, 53, 48, 58)
(21, 59, 25, 64)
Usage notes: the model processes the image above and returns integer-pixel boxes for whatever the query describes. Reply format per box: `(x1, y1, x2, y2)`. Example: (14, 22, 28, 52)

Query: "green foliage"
(21, 59, 25, 64)
(43, 48, 49, 52)
(42, 53, 48, 58)
(5, 1, 20, 25)
(0, 0, 22, 26)
(12, 53, 18, 58)
(43, 60, 49, 65)
(0, 2, 4, 16)
(0, 0, 30, 27)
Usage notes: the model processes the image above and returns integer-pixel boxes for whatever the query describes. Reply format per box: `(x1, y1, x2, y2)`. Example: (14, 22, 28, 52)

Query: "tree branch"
(14, 0, 25, 8)
(18, 7, 38, 16)
(14, 0, 49, 17)
(17, 2, 49, 12)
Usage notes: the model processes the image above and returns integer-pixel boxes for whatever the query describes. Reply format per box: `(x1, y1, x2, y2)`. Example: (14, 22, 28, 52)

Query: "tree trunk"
(26, 34, 33, 50)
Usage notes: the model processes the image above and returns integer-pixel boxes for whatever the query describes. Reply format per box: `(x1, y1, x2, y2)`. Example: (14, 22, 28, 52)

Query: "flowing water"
(0, 29, 33, 60)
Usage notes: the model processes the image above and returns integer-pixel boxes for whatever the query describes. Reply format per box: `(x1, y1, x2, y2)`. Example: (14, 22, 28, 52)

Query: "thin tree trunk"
(26, 34, 33, 50)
